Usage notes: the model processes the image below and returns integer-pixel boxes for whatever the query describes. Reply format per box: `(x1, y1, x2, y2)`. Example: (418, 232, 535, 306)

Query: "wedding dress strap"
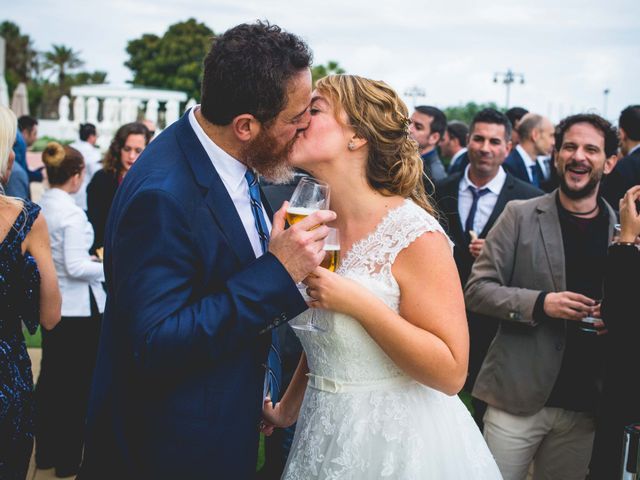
(306, 373, 414, 393)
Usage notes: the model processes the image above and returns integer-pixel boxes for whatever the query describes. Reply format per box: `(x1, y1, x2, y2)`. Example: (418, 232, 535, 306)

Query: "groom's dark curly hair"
(200, 21, 313, 126)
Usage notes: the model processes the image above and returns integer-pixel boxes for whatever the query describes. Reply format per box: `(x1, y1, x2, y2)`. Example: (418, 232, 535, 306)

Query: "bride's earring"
(348, 141, 355, 151)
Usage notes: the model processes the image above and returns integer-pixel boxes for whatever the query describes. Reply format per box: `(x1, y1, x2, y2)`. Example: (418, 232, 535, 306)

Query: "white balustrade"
(86, 97, 99, 124)
(73, 96, 85, 124)
(145, 99, 159, 124)
(58, 95, 70, 124)
(41, 84, 188, 150)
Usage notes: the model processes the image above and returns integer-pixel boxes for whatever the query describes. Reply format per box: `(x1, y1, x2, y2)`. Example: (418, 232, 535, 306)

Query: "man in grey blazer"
(465, 113, 619, 480)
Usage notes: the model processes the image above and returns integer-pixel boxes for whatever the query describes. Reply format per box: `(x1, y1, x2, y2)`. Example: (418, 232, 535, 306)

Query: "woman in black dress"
(0, 105, 61, 479)
(590, 185, 640, 479)
(86, 122, 151, 254)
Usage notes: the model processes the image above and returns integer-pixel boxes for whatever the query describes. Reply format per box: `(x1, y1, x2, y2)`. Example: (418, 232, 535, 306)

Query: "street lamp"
(493, 69, 525, 109)
(404, 86, 426, 109)
(603, 88, 610, 118)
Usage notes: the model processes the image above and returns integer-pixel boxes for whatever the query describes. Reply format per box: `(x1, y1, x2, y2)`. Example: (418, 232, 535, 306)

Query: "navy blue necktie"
(529, 164, 542, 187)
(244, 169, 282, 403)
(465, 186, 490, 234)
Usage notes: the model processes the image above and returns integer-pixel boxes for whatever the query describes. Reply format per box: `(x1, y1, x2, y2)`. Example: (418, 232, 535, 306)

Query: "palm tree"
(43, 44, 84, 88)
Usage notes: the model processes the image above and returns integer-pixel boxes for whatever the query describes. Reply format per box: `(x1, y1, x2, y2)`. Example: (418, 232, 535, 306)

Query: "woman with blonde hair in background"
(0, 105, 61, 479)
(35, 142, 106, 478)
(261, 75, 502, 479)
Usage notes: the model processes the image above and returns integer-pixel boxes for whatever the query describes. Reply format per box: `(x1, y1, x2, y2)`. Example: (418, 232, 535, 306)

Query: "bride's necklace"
(564, 203, 599, 216)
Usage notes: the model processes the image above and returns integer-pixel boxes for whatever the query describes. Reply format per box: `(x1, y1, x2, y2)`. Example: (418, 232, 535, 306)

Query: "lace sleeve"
(339, 199, 453, 279)
(384, 200, 453, 265)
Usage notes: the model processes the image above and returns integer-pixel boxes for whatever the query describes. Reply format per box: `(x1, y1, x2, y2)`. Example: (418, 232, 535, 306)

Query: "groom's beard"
(240, 128, 296, 184)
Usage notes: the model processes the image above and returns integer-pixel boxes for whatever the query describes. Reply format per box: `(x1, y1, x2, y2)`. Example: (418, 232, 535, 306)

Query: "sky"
(3, 0, 640, 123)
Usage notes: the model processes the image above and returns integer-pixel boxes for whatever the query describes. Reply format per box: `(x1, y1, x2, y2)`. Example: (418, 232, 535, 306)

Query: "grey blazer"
(465, 191, 616, 415)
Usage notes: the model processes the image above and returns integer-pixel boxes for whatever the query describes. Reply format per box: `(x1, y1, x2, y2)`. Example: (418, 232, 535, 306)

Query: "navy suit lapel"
(174, 112, 256, 266)
(516, 152, 528, 181)
(260, 187, 275, 222)
(439, 174, 465, 246)
(450, 183, 465, 245)
(506, 149, 529, 182)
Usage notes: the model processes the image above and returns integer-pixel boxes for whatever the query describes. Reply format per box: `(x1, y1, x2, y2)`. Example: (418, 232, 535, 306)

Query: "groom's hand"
(269, 202, 336, 284)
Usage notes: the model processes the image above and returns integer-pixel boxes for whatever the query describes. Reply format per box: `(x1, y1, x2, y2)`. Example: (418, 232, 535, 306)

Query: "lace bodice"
(292, 199, 452, 384)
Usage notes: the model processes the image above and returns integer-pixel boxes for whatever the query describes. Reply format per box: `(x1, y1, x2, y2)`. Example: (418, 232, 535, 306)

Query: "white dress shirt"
(188, 106, 271, 258)
(458, 165, 507, 234)
(69, 139, 103, 210)
(39, 187, 106, 316)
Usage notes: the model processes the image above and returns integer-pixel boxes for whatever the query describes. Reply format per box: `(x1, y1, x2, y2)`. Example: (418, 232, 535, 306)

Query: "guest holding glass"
(86, 122, 151, 254)
(590, 185, 640, 479)
(0, 105, 61, 480)
(35, 142, 105, 478)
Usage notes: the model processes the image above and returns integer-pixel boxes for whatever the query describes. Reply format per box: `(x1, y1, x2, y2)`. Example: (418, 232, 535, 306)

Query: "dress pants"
(35, 291, 101, 476)
(483, 405, 596, 480)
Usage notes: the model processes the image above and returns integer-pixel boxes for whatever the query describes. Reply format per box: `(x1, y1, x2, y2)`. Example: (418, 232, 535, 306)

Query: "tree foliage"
(0, 21, 37, 92)
(442, 101, 501, 125)
(311, 61, 346, 85)
(125, 18, 214, 100)
(1, 21, 108, 117)
(43, 44, 85, 88)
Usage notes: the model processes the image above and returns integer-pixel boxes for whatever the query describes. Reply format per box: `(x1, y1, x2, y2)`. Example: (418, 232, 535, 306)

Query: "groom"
(80, 22, 334, 480)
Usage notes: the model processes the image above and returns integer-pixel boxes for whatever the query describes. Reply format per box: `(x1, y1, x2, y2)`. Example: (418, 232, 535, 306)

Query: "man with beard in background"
(465, 113, 618, 480)
(80, 22, 335, 480)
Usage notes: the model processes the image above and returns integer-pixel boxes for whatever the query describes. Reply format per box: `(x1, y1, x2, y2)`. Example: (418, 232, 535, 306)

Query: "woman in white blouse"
(35, 142, 105, 478)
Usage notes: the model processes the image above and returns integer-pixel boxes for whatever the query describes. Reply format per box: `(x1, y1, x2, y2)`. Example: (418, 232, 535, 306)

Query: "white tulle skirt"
(282, 377, 503, 479)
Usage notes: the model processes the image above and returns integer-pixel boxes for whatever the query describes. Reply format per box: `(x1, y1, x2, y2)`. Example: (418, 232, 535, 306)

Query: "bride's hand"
(260, 397, 296, 436)
(304, 267, 371, 317)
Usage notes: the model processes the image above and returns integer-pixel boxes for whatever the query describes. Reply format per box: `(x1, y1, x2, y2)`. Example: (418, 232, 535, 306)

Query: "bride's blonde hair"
(315, 75, 435, 216)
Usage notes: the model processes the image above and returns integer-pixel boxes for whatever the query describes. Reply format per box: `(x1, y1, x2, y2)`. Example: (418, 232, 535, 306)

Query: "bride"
(262, 75, 502, 479)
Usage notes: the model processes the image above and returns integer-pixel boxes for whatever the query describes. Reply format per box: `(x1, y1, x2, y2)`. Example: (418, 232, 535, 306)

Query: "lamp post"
(603, 88, 610, 119)
(404, 86, 426, 109)
(493, 69, 525, 109)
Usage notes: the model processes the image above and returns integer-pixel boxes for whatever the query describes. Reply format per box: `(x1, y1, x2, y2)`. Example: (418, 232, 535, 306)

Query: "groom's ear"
(232, 114, 261, 142)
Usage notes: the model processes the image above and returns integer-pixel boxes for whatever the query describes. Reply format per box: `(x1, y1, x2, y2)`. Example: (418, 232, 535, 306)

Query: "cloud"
(3, 0, 638, 121)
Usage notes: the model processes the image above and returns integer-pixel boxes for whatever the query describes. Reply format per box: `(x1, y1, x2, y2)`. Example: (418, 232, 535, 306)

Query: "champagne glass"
(320, 228, 340, 273)
(286, 177, 330, 226)
(293, 227, 340, 332)
(287, 178, 331, 332)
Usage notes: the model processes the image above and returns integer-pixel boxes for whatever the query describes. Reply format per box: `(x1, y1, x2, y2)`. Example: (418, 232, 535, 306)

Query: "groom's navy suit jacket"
(80, 112, 307, 480)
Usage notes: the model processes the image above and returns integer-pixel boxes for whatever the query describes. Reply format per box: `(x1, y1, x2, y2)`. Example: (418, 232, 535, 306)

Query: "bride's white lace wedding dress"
(282, 199, 502, 479)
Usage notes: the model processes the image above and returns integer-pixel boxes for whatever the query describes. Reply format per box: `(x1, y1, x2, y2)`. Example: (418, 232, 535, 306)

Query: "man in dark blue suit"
(439, 120, 469, 175)
(409, 105, 448, 186)
(80, 22, 334, 480)
(601, 105, 640, 209)
(503, 113, 556, 191)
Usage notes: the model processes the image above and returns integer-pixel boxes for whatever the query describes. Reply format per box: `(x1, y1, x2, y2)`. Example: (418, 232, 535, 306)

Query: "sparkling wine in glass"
(294, 227, 340, 333)
(286, 177, 330, 226)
